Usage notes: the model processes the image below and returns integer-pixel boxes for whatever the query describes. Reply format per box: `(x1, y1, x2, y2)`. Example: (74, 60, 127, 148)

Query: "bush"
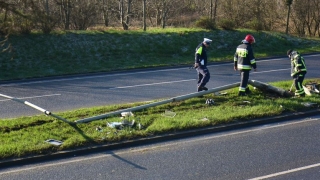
(15, 18, 33, 35)
(195, 17, 216, 30)
(218, 19, 235, 30)
(245, 19, 263, 31)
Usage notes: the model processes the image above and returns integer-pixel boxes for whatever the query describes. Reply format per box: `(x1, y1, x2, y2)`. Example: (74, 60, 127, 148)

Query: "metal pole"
(0, 93, 73, 124)
(75, 82, 240, 124)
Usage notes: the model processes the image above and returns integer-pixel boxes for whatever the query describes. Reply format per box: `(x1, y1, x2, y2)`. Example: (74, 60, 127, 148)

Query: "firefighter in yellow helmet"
(287, 49, 307, 97)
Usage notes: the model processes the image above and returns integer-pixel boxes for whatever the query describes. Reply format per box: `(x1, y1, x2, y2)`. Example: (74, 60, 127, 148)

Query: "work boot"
(298, 93, 306, 97)
(197, 86, 208, 92)
(245, 87, 251, 94)
(293, 93, 305, 98)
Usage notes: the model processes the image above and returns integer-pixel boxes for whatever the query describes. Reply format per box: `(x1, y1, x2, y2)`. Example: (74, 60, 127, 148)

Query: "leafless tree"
(0, 1, 27, 54)
(56, 0, 72, 30)
(119, 0, 132, 30)
(101, 0, 110, 27)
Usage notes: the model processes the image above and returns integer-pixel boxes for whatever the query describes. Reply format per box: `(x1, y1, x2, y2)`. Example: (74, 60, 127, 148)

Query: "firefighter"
(194, 38, 212, 92)
(287, 49, 307, 97)
(234, 34, 257, 96)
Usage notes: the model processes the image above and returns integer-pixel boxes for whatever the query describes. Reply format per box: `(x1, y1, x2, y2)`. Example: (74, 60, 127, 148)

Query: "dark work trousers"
(293, 72, 306, 95)
(196, 66, 210, 87)
(239, 70, 250, 92)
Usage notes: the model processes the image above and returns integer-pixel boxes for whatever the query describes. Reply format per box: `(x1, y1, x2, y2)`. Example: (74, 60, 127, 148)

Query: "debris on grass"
(214, 92, 228, 96)
(161, 110, 176, 118)
(304, 83, 320, 94)
(107, 120, 135, 129)
(301, 102, 318, 107)
(96, 126, 103, 132)
(121, 111, 134, 117)
(200, 117, 209, 121)
(121, 119, 135, 127)
(107, 122, 123, 129)
(45, 139, 63, 146)
(137, 123, 144, 130)
(205, 99, 214, 105)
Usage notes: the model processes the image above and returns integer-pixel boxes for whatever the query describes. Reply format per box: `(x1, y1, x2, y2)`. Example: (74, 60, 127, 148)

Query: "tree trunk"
(143, 0, 146, 31)
(161, 0, 166, 29)
(210, 0, 213, 20)
(119, 0, 128, 30)
(125, 0, 131, 29)
(285, 0, 293, 34)
(61, 0, 71, 30)
(213, 0, 218, 24)
(285, 5, 290, 34)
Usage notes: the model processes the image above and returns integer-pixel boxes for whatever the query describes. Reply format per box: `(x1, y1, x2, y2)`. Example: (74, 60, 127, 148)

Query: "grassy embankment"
(0, 28, 319, 160)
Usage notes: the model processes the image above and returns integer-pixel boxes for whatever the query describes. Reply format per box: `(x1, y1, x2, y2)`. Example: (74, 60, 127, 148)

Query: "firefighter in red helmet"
(234, 34, 257, 96)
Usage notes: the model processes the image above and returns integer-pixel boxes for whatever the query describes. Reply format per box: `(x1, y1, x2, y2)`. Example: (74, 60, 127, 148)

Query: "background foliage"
(0, 0, 320, 36)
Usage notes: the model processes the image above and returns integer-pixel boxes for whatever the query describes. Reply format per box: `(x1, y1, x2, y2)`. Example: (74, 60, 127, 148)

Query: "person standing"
(287, 49, 307, 97)
(195, 38, 212, 92)
(234, 34, 257, 96)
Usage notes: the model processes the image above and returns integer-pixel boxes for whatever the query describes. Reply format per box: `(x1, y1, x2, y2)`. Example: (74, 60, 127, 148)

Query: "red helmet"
(244, 34, 255, 44)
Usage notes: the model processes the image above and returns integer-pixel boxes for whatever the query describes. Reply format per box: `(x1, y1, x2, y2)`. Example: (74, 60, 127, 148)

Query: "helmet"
(244, 34, 255, 44)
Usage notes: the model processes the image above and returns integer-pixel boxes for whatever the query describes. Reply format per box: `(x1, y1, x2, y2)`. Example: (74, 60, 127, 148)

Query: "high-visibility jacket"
(290, 51, 307, 77)
(195, 43, 208, 67)
(234, 42, 256, 70)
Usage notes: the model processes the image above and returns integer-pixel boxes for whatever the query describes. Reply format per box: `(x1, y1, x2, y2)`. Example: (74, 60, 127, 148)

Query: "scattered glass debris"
(107, 120, 135, 129)
(107, 122, 123, 129)
(301, 102, 318, 107)
(96, 126, 103, 132)
(205, 99, 214, 105)
(121, 111, 134, 117)
(45, 139, 63, 146)
(162, 110, 176, 118)
(201, 117, 209, 121)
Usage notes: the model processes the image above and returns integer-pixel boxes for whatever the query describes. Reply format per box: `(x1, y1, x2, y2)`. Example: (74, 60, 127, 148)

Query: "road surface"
(0, 54, 318, 119)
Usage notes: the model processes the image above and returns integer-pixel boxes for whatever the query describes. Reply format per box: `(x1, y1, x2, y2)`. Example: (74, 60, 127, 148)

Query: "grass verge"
(0, 78, 319, 160)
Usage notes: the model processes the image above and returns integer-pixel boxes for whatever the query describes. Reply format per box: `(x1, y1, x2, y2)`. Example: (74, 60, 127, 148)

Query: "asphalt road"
(0, 54, 319, 119)
(1, 114, 320, 180)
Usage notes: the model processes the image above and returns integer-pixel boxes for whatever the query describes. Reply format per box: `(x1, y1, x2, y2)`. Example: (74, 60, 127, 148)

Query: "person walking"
(234, 34, 257, 96)
(195, 38, 212, 92)
(287, 49, 307, 97)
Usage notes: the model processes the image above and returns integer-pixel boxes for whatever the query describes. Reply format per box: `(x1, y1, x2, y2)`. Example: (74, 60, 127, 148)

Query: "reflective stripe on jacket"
(290, 51, 307, 76)
(234, 43, 256, 70)
(195, 43, 207, 67)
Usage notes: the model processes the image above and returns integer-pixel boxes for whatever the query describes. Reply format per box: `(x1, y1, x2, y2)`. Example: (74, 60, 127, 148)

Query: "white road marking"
(248, 163, 320, 180)
(0, 69, 191, 87)
(252, 68, 290, 74)
(108, 79, 196, 89)
(0, 117, 318, 175)
(0, 94, 61, 102)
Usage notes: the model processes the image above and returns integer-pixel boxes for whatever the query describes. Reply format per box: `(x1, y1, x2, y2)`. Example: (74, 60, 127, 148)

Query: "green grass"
(1, 28, 320, 81)
(0, 78, 319, 160)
